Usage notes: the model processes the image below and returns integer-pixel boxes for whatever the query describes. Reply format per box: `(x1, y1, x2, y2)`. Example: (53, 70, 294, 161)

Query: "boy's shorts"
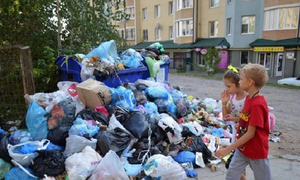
(226, 149, 271, 180)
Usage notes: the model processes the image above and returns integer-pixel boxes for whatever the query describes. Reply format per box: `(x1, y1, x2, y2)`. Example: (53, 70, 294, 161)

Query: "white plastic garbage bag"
(89, 150, 129, 180)
(64, 135, 97, 157)
(8, 139, 50, 166)
(144, 154, 187, 180)
(65, 146, 102, 180)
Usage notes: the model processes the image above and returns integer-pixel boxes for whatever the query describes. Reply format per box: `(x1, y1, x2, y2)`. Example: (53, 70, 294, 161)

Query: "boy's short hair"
(240, 63, 269, 89)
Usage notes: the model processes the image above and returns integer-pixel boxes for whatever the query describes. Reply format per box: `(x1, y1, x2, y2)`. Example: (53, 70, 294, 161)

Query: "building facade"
(115, 0, 300, 78)
(250, 0, 300, 77)
(225, 0, 264, 68)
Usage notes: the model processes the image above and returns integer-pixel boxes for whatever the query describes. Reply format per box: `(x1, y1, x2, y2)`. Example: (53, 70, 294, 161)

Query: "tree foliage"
(0, 0, 129, 92)
(202, 48, 221, 75)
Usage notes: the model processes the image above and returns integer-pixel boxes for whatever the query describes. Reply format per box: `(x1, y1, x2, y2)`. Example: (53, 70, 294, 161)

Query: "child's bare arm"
(223, 114, 240, 122)
(215, 125, 256, 158)
(221, 90, 231, 116)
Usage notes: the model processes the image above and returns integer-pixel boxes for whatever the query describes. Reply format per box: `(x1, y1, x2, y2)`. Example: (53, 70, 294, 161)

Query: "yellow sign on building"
(254, 47, 284, 52)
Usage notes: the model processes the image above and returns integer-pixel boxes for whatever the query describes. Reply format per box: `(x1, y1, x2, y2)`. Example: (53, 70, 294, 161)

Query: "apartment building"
(250, 0, 300, 77)
(118, 0, 230, 69)
(114, 0, 136, 46)
(114, 0, 299, 77)
(224, 0, 264, 68)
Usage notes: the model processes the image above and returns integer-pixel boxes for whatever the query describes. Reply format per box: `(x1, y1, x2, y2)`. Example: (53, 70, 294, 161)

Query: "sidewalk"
(192, 154, 300, 180)
(170, 68, 282, 83)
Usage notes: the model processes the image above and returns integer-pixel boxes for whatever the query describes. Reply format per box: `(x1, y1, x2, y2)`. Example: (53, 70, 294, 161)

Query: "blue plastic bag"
(13, 144, 39, 154)
(25, 101, 48, 140)
(5, 167, 37, 180)
(109, 87, 136, 111)
(173, 151, 196, 165)
(9, 130, 32, 145)
(45, 142, 64, 152)
(69, 118, 99, 137)
(145, 87, 169, 100)
(120, 48, 143, 68)
(85, 40, 118, 63)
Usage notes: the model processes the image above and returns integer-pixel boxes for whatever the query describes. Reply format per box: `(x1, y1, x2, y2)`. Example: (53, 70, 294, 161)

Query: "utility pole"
(297, 2, 300, 42)
(57, 0, 62, 56)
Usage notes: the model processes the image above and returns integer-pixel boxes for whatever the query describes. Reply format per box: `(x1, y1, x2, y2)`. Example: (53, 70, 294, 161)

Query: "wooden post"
(19, 46, 35, 95)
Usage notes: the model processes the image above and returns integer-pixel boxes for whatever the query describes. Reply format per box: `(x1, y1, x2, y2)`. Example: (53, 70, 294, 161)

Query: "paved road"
(168, 72, 300, 180)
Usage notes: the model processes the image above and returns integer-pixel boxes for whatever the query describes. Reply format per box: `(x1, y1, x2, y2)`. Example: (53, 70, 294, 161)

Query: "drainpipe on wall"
(193, 0, 197, 43)
(294, 3, 300, 76)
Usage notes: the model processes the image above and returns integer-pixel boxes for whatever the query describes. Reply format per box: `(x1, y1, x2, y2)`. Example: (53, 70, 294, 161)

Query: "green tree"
(58, 0, 129, 54)
(0, 0, 129, 92)
(202, 48, 221, 75)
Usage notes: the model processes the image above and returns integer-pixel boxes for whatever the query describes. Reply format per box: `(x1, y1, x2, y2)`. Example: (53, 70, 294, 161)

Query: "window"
(227, 18, 232, 36)
(264, 7, 299, 30)
(143, 30, 148, 41)
(227, 0, 232, 5)
(169, 2, 174, 15)
(176, 19, 193, 37)
(197, 54, 205, 66)
(177, 0, 193, 10)
(155, 27, 161, 40)
(209, 21, 219, 37)
(240, 51, 248, 65)
(241, 16, 255, 34)
(142, 8, 147, 20)
(155, 5, 161, 18)
(259, 53, 271, 70)
(127, 7, 135, 19)
(126, 28, 135, 40)
(169, 26, 173, 39)
(210, 0, 219, 8)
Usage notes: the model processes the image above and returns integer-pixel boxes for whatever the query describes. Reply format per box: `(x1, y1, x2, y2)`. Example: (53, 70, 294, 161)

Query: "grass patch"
(170, 71, 223, 80)
(266, 82, 300, 90)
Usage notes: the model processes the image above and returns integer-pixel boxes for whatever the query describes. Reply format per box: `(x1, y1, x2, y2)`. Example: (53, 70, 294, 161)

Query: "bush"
(202, 48, 221, 75)
(33, 46, 59, 93)
(176, 65, 186, 73)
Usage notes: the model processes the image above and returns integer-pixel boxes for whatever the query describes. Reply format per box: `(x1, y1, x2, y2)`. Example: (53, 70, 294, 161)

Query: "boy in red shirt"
(216, 63, 271, 180)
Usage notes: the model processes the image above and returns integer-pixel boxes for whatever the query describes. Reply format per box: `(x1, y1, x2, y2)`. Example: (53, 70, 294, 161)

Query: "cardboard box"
(76, 78, 111, 108)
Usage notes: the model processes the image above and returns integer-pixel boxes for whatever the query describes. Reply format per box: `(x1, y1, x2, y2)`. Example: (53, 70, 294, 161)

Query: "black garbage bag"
(152, 127, 167, 144)
(145, 47, 162, 56)
(123, 111, 149, 139)
(96, 128, 132, 156)
(47, 125, 71, 146)
(76, 108, 109, 126)
(176, 98, 191, 118)
(154, 99, 169, 113)
(144, 114, 159, 133)
(0, 132, 11, 162)
(134, 90, 148, 105)
(48, 97, 76, 130)
(93, 69, 109, 81)
(186, 136, 212, 164)
(135, 82, 149, 91)
(181, 126, 195, 138)
(30, 150, 65, 178)
(107, 106, 129, 124)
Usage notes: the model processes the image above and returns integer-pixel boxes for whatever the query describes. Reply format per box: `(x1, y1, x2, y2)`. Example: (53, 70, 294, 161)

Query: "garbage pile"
(0, 77, 234, 179)
(0, 41, 235, 180)
(56, 40, 170, 87)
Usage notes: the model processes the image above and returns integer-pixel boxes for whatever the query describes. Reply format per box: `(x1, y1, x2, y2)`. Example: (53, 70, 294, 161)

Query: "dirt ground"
(168, 73, 300, 156)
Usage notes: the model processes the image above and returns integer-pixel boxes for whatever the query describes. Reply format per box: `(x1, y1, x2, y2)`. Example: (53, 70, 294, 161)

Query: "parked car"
(278, 75, 300, 87)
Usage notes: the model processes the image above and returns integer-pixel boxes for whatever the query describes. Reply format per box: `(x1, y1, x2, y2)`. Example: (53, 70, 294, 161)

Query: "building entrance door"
(275, 53, 283, 76)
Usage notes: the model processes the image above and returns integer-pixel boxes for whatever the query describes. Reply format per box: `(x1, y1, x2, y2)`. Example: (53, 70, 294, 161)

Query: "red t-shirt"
(237, 95, 269, 159)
